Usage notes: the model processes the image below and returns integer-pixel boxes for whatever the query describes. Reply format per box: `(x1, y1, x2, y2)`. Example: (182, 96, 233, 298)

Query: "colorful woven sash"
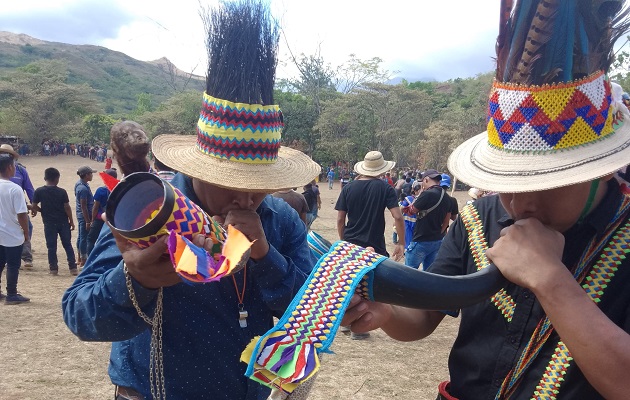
(480, 194, 630, 399)
(241, 241, 386, 394)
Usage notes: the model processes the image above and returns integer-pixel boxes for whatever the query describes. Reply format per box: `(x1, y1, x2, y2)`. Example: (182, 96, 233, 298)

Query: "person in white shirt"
(0, 146, 30, 304)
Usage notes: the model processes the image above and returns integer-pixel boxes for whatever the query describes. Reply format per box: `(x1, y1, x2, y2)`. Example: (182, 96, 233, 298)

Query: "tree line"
(0, 54, 494, 172)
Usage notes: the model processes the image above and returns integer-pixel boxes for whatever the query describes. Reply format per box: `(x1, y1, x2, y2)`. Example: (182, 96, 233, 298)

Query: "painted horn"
(307, 231, 506, 310)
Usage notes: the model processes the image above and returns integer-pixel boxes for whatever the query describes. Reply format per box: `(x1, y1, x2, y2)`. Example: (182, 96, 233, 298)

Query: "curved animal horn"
(371, 258, 506, 310)
(308, 231, 506, 310)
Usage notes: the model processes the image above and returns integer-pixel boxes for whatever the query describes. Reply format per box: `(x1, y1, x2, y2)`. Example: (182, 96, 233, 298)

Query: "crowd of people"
(38, 140, 110, 161)
(2, 1, 630, 399)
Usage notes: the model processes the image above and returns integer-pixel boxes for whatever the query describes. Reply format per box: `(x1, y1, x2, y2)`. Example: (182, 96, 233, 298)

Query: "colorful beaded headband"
(196, 93, 283, 164)
(487, 71, 614, 152)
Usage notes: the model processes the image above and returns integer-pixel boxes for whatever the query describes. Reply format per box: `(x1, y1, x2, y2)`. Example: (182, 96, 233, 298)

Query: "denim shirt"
(10, 163, 34, 203)
(62, 173, 316, 399)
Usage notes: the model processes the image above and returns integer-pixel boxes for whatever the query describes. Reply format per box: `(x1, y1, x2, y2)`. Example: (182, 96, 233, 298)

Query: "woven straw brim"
(448, 121, 630, 193)
(0, 148, 19, 159)
(354, 160, 396, 177)
(152, 135, 320, 193)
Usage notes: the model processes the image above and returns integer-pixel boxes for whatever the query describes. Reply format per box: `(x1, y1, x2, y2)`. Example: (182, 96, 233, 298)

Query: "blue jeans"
(20, 217, 33, 262)
(86, 219, 104, 256)
(44, 222, 76, 269)
(306, 212, 316, 230)
(405, 240, 442, 270)
(0, 244, 24, 295)
(76, 216, 88, 259)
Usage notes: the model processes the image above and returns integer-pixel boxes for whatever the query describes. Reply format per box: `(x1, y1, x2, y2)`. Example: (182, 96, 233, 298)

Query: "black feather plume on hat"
(495, 0, 630, 85)
(201, 0, 279, 105)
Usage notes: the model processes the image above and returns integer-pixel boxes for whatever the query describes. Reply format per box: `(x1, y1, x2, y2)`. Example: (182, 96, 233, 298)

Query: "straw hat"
(447, 2, 630, 193)
(0, 144, 19, 159)
(152, 1, 319, 193)
(354, 151, 395, 177)
(153, 133, 320, 193)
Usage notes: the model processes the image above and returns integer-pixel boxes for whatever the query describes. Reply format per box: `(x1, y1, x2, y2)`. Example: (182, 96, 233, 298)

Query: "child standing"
(32, 168, 77, 276)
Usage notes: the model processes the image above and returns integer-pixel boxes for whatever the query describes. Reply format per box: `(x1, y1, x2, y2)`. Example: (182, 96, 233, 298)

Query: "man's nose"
(232, 192, 255, 209)
(509, 192, 538, 217)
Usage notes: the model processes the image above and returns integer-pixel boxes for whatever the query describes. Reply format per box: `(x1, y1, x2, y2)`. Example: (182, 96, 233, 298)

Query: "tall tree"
(316, 83, 432, 165)
(138, 90, 202, 138)
(0, 60, 101, 144)
(335, 54, 392, 94)
(81, 114, 118, 144)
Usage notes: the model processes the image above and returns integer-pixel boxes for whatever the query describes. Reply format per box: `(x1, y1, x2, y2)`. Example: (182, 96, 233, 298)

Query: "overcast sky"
(1, 0, 500, 82)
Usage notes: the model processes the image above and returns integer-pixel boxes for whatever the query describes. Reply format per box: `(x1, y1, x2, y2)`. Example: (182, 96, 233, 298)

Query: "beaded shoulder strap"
(497, 194, 630, 399)
(459, 204, 516, 321)
(241, 241, 387, 395)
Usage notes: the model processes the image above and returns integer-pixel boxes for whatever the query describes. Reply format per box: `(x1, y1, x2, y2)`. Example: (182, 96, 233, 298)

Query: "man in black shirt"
(340, 2, 630, 398)
(404, 169, 452, 270)
(302, 183, 318, 229)
(335, 151, 405, 259)
(31, 168, 77, 276)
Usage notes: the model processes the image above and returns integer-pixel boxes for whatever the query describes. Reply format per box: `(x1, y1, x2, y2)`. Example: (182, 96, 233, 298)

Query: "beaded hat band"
(196, 93, 283, 164)
(447, 1, 630, 193)
(487, 71, 613, 152)
(448, 72, 630, 193)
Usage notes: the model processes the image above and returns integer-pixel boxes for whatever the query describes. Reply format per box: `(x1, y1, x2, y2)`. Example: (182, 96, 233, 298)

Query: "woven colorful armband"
(241, 241, 386, 394)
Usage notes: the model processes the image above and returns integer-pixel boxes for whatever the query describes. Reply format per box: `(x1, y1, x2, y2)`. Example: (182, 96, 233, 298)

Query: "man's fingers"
(107, 222, 135, 252)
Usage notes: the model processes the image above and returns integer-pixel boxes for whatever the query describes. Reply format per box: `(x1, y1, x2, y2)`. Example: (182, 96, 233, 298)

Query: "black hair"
(0, 154, 14, 173)
(44, 167, 60, 181)
(154, 158, 174, 172)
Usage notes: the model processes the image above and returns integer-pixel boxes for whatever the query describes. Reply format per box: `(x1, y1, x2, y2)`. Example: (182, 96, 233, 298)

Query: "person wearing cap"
(342, 2, 630, 398)
(86, 168, 117, 255)
(1, 144, 35, 269)
(31, 168, 77, 276)
(74, 165, 96, 267)
(403, 169, 452, 270)
(0, 145, 30, 304)
(62, 3, 319, 399)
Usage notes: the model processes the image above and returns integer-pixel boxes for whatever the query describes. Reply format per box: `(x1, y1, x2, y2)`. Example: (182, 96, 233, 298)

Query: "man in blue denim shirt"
(62, 172, 317, 399)
(62, 2, 321, 398)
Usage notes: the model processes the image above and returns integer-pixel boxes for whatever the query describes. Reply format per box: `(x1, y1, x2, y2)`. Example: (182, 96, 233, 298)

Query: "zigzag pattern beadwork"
(531, 341, 573, 400)
(487, 71, 614, 152)
(460, 204, 515, 321)
(196, 93, 282, 164)
(133, 188, 218, 249)
(243, 241, 386, 394)
(582, 223, 630, 303)
(529, 220, 630, 399)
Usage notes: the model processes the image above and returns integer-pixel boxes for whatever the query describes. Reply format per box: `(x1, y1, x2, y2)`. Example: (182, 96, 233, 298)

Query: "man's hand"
(31, 209, 38, 218)
(86, 221, 92, 230)
(391, 243, 404, 261)
(486, 218, 567, 291)
(213, 210, 269, 260)
(109, 225, 182, 289)
(23, 232, 29, 243)
(341, 294, 393, 333)
(70, 221, 75, 231)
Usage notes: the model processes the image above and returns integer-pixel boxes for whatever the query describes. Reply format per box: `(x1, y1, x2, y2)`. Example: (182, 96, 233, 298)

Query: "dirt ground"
(0, 155, 469, 400)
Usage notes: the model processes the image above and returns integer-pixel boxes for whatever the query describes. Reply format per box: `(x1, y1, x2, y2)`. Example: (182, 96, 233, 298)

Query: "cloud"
(0, 0, 135, 45)
(390, 30, 498, 81)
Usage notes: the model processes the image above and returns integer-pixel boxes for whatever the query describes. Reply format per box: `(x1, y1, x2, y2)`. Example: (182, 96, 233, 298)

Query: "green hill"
(0, 32, 205, 114)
